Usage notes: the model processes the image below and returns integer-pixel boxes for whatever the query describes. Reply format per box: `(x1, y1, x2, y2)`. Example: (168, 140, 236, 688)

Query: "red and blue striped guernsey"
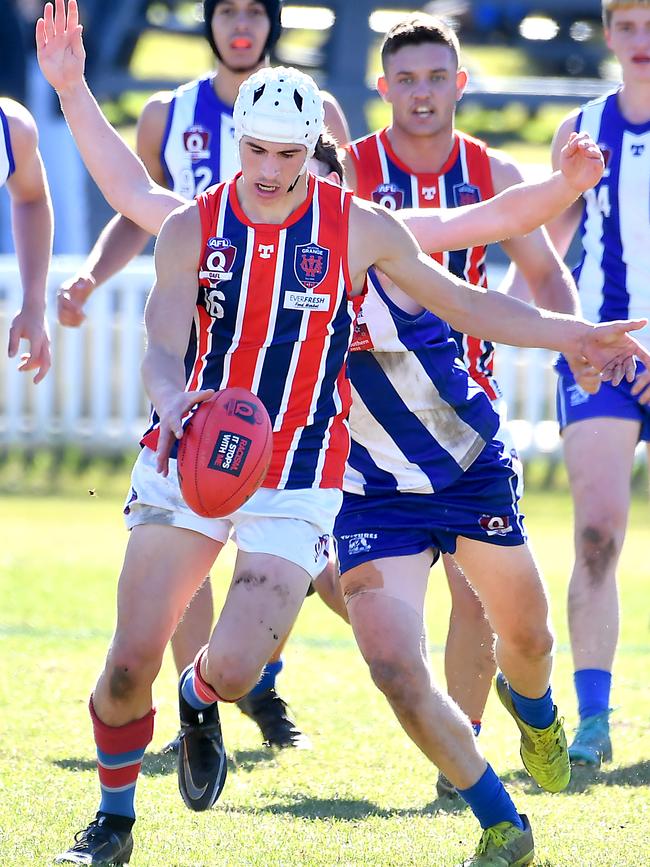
(346, 128, 500, 400)
(142, 173, 361, 490)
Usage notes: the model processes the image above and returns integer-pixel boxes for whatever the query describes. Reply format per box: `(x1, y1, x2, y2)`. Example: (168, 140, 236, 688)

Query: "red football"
(177, 388, 273, 518)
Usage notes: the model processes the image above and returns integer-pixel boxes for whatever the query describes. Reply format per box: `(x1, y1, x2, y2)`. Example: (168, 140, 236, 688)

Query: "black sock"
(96, 811, 135, 833)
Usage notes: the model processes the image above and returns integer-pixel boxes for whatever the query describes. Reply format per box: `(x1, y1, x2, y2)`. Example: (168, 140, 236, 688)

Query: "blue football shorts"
(556, 358, 650, 441)
(335, 439, 527, 575)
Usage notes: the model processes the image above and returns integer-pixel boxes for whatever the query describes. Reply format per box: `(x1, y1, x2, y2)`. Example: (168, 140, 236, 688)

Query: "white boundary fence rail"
(0, 255, 562, 455)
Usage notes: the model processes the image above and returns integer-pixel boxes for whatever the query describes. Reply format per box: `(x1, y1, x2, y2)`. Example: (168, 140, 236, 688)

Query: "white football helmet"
(234, 66, 324, 173)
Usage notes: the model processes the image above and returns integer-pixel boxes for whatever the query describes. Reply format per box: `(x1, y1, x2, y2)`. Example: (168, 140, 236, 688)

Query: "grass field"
(1, 486, 648, 866)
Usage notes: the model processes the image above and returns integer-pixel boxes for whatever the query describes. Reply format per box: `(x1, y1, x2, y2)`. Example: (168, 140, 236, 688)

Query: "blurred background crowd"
(0, 0, 615, 254)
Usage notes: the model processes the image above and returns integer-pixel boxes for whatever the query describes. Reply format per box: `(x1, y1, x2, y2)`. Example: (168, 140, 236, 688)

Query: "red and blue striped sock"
(90, 698, 154, 821)
(180, 646, 222, 711)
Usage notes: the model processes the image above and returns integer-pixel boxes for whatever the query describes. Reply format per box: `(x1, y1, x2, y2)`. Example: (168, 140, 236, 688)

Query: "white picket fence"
(0, 255, 562, 454)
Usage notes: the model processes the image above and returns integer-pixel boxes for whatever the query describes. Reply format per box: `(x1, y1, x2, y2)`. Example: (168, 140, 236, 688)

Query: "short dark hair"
(602, 1, 650, 27)
(380, 13, 460, 72)
(313, 133, 344, 184)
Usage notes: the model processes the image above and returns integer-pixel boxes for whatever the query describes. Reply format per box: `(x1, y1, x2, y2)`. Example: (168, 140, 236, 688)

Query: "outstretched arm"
(36, 0, 183, 234)
(4, 100, 53, 383)
(351, 199, 649, 382)
(57, 93, 172, 326)
(401, 133, 602, 254)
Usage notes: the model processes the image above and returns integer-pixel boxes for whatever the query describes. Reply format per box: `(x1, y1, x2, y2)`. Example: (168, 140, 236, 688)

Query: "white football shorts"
(123, 447, 342, 578)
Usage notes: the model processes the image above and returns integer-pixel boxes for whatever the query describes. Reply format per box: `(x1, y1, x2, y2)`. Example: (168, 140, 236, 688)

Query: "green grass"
(1, 487, 648, 865)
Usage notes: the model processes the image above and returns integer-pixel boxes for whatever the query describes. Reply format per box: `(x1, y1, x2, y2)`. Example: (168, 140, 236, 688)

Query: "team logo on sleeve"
(183, 125, 211, 161)
(453, 182, 481, 207)
(294, 243, 330, 290)
(200, 237, 237, 284)
(371, 183, 404, 210)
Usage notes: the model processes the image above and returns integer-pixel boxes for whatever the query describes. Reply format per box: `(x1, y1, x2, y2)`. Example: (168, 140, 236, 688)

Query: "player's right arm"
(401, 131, 600, 254)
(36, 1, 183, 237)
(545, 111, 585, 256)
(505, 111, 584, 306)
(142, 202, 214, 476)
(349, 198, 650, 383)
(56, 92, 174, 326)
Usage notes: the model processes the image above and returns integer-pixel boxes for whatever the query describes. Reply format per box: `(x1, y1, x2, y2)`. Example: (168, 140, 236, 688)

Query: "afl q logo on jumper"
(371, 183, 404, 211)
(294, 243, 330, 290)
(201, 237, 237, 283)
(183, 125, 211, 161)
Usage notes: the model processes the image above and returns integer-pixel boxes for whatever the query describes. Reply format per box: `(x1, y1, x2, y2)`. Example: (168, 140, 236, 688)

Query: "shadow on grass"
(235, 793, 471, 822)
(52, 746, 275, 779)
(500, 759, 650, 795)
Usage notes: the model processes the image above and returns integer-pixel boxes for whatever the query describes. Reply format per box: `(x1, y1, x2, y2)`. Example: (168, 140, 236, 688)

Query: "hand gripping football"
(177, 388, 273, 518)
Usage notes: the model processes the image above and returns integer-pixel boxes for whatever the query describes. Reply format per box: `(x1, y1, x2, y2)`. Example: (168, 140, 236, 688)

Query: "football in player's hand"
(178, 388, 273, 518)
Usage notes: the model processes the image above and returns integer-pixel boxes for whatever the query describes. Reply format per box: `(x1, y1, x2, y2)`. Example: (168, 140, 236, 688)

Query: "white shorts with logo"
(123, 447, 342, 578)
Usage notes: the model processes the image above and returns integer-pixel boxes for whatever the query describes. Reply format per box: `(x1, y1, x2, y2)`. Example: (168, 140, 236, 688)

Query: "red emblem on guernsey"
(371, 183, 404, 211)
(201, 237, 237, 284)
(294, 243, 330, 290)
(183, 125, 211, 161)
(453, 182, 481, 207)
(598, 142, 612, 169)
(350, 313, 374, 352)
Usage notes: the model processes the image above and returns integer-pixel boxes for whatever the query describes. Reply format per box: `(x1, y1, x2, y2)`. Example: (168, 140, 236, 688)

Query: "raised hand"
(155, 389, 216, 476)
(578, 319, 650, 386)
(36, 0, 86, 94)
(559, 131, 604, 195)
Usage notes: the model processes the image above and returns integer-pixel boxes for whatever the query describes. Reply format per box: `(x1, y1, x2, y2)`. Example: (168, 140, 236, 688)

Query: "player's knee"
(105, 657, 152, 702)
(576, 523, 622, 587)
(367, 652, 426, 709)
(506, 624, 554, 661)
(204, 654, 255, 701)
(106, 638, 163, 701)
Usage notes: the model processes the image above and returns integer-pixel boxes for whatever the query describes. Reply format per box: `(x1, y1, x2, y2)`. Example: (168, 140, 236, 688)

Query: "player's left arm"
(142, 202, 215, 475)
(322, 91, 351, 147)
(4, 99, 53, 383)
(350, 198, 650, 382)
(401, 134, 602, 255)
(490, 152, 579, 315)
